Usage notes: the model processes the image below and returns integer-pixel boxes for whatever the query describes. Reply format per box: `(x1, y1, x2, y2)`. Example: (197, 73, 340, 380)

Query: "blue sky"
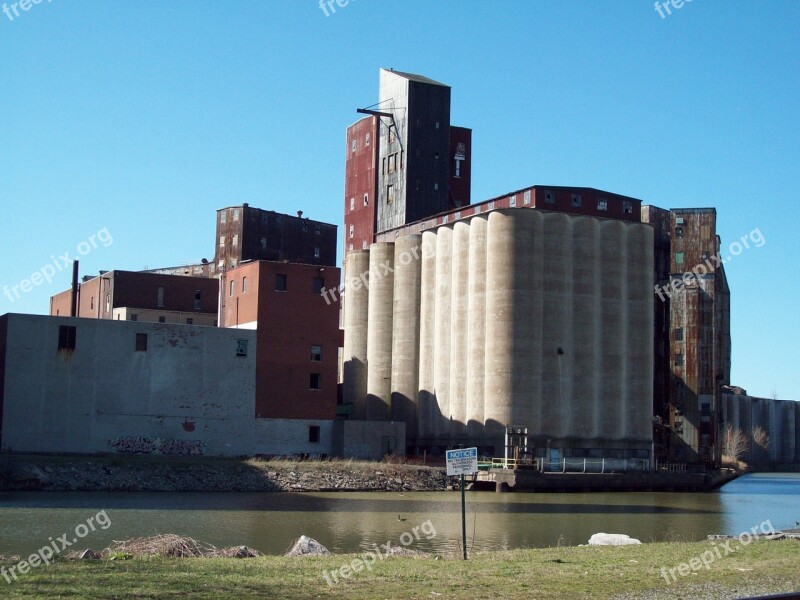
(1, 1, 798, 399)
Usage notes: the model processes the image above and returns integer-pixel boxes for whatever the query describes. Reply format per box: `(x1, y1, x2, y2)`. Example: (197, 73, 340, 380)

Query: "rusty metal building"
(344, 69, 472, 259)
(642, 207, 731, 465)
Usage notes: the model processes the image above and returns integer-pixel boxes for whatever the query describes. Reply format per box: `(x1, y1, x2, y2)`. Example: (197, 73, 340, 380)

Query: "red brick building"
(50, 270, 219, 326)
(220, 260, 341, 421)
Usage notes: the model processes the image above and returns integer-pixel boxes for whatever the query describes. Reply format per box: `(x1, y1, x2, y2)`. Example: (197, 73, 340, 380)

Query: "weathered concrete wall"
(722, 393, 799, 466)
(348, 208, 654, 458)
(0, 314, 333, 457)
(333, 420, 406, 460)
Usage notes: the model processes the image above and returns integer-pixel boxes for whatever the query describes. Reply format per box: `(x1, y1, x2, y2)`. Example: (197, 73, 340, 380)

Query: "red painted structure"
(220, 260, 340, 421)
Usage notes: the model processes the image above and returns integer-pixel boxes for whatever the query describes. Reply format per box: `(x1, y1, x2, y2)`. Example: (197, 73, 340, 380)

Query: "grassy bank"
(2, 540, 798, 599)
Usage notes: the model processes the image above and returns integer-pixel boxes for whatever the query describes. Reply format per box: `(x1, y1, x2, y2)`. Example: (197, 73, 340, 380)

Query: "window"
(701, 225, 711, 239)
(400, 150, 404, 169)
(623, 201, 633, 214)
(349, 197, 355, 212)
(242, 277, 247, 293)
(674, 353, 684, 366)
(233, 209, 240, 221)
(219, 235, 225, 247)
(260, 237, 267, 250)
(90, 296, 94, 310)
(455, 159, 461, 178)
(186, 318, 193, 325)
(158, 316, 166, 323)
(675, 217, 684, 225)
(434, 183, 439, 191)
(194, 290, 202, 311)
(598, 199, 608, 211)
(349, 224, 354, 239)
(130, 314, 138, 321)
(232, 234, 239, 246)
(388, 129, 395, 144)
(387, 184, 394, 204)
(135, 333, 147, 352)
(388, 153, 396, 173)
(675, 227, 683, 238)
(523, 190, 531, 205)
(351, 139, 356, 153)
(220, 211, 227, 224)
(382, 157, 386, 174)
(314, 247, 320, 259)
(363, 193, 369, 206)
(365, 132, 370, 146)
(675, 252, 684, 265)
(571, 193, 582, 207)
(236, 339, 248, 357)
(315, 226, 321, 236)
(310, 373, 322, 390)
(674, 328, 683, 341)
(105, 293, 110, 312)
(229, 280, 235, 296)
(545, 191, 555, 204)
(313, 277, 324, 294)
(509, 195, 517, 207)
(311, 345, 322, 361)
(58, 325, 76, 350)
(157, 286, 165, 308)
(308, 425, 320, 443)
(275, 274, 287, 291)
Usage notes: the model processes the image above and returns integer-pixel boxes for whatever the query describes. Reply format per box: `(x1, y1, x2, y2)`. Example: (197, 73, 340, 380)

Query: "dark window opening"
(313, 277, 324, 294)
(310, 373, 322, 390)
(194, 290, 202, 310)
(236, 339, 248, 357)
(311, 345, 322, 361)
(58, 325, 76, 350)
(158, 316, 166, 323)
(135, 333, 148, 352)
(275, 274, 287, 291)
(309, 426, 320, 443)
(674, 328, 683, 341)
(186, 318, 193, 325)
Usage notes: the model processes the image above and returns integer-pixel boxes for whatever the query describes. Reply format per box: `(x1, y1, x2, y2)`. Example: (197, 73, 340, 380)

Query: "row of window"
(558, 193, 633, 214)
(154, 287, 203, 310)
(348, 194, 369, 212)
(219, 209, 240, 224)
(228, 275, 325, 296)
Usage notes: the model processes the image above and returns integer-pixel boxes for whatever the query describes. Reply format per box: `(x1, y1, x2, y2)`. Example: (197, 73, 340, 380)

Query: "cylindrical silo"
(599, 220, 626, 441)
(433, 226, 454, 438)
(540, 212, 572, 441)
(570, 216, 601, 442)
(626, 223, 654, 444)
(343, 250, 370, 420)
(507, 209, 538, 431)
(449, 222, 470, 437)
(391, 234, 423, 444)
(366, 243, 395, 421)
(484, 212, 515, 446)
(417, 230, 438, 444)
(466, 216, 488, 440)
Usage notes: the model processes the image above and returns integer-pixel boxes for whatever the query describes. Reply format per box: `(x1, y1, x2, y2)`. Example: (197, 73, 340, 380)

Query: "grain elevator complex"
(1, 68, 798, 474)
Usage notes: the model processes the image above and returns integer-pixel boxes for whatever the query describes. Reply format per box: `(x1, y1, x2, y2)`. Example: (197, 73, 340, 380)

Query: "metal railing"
(485, 457, 651, 474)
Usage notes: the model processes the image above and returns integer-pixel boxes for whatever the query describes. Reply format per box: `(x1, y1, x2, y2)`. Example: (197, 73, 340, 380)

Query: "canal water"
(0, 473, 797, 556)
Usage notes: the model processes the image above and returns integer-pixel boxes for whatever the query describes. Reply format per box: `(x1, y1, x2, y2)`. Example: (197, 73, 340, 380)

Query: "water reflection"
(0, 473, 797, 556)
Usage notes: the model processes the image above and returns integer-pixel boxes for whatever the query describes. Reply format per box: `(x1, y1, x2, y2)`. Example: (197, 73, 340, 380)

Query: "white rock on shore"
(588, 533, 642, 546)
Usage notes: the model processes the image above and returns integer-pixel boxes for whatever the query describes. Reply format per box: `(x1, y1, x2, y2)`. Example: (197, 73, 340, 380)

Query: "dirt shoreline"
(0, 455, 450, 493)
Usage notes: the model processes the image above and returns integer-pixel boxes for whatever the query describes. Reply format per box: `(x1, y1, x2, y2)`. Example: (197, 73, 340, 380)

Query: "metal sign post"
(445, 447, 478, 560)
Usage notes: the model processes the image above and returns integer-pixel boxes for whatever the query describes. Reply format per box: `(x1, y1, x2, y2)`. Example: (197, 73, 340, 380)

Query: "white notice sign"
(446, 447, 478, 476)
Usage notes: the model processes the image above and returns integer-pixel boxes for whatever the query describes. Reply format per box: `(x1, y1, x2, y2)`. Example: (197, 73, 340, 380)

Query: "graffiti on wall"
(109, 436, 207, 456)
